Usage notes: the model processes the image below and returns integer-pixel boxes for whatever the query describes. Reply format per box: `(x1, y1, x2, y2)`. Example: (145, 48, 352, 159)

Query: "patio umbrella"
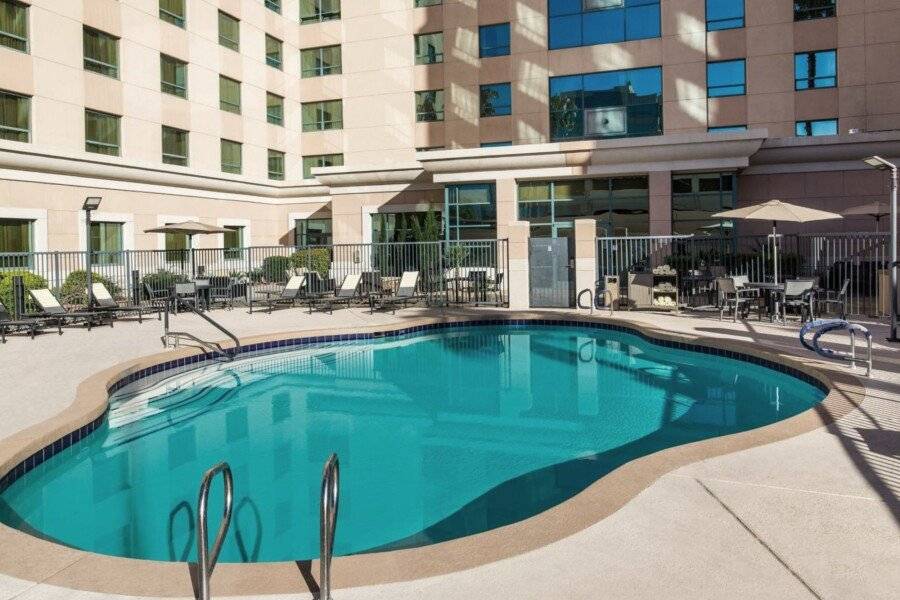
(841, 200, 891, 233)
(713, 199, 842, 284)
(144, 221, 230, 278)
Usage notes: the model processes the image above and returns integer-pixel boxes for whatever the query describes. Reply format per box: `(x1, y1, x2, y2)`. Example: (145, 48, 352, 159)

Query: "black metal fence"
(0, 240, 509, 312)
(597, 232, 892, 316)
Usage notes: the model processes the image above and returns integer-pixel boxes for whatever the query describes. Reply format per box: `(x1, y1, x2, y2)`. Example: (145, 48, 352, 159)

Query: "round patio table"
(746, 282, 785, 322)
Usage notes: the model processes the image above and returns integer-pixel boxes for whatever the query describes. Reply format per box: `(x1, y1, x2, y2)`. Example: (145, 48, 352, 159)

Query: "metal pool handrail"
(162, 299, 241, 360)
(320, 453, 340, 600)
(197, 462, 234, 600)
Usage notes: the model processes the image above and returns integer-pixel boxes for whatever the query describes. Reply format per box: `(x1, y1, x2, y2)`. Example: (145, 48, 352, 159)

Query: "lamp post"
(82, 197, 102, 308)
(863, 156, 898, 342)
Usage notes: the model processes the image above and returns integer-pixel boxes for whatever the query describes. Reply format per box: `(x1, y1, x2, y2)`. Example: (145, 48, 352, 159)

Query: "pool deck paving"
(0, 306, 897, 600)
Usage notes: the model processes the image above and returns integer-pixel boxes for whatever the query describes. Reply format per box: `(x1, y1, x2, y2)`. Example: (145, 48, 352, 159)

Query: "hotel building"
(0, 0, 898, 257)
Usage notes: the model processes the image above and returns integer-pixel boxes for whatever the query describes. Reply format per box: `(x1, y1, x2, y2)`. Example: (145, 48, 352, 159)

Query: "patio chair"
(304, 271, 332, 299)
(172, 282, 199, 314)
(816, 278, 850, 320)
(252, 274, 306, 314)
(781, 279, 816, 323)
(28, 288, 113, 330)
(0, 300, 62, 342)
(208, 276, 238, 309)
(717, 277, 756, 322)
(370, 271, 420, 314)
(143, 282, 170, 311)
(90, 282, 161, 323)
(309, 272, 362, 314)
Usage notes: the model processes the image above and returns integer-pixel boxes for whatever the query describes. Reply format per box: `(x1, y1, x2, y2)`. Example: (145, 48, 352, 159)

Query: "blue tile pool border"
(0, 317, 829, 494)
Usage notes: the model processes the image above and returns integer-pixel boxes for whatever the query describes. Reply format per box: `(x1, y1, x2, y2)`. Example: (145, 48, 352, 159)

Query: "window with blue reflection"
(481, 141, 512, 147)
(480, 83, 511, 117)
(706, 0, 744, 31)
(795, 119, 837, 136)
(795, 50, 836, 90)
(707, 60, 745, 97)
(709, 125, 747, 132)
(479, 23, 510, 58)
(548, 0, 660, 49)
(549, 66, 662, 141)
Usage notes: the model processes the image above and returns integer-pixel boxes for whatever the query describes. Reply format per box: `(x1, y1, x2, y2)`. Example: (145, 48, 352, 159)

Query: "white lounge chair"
(370, 271, 420, 314)
(29, 288, 113, 330)
(309, 272, 362, 314)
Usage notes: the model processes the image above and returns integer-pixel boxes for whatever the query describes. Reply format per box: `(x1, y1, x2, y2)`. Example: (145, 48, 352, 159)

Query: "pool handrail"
(197, 461, 234, 600)
(162, 298, 241, 360)
(320, 453, 340, 600)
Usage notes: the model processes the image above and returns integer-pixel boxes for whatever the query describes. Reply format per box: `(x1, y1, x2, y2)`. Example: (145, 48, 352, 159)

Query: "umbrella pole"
(772, 221, 779, 285)
(189, 234, 195, 279)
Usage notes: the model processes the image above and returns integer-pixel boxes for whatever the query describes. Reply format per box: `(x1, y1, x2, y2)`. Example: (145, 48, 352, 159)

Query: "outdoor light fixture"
(83, 197, 102, 308)
(862, 156, 898, 342)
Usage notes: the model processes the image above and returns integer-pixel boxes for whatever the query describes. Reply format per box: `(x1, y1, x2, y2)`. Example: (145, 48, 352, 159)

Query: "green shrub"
(59, 270, 120, 306)
(291, 248, 331, 278)
(141, 269, 188, 296)
(0, 270, 48, 313)
(261, 255, 293, 282)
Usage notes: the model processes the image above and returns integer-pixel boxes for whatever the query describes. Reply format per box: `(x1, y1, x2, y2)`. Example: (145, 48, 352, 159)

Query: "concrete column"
(495, 178, 517, 240)
(649, 170, 672, 236)
(507, 221, 530, 310)
(574, 218, 596, 310)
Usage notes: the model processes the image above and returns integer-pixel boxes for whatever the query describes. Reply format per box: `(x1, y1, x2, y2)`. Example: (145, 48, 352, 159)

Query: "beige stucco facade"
(0, 0, 898, 252)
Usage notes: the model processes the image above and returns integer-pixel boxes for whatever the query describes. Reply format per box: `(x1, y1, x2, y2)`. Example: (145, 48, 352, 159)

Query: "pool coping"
(0, 311, 867, 598)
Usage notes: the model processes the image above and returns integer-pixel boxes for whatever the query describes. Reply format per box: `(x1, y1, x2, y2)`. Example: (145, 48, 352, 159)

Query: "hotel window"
(518, 177, 649, 237)
(223, 226, 243, 259)
(85, 109, 120, 156)
(265, 35, 283, 69)
(268, 149, 285, 181)
(220, 139, 242, 174)
(302, 99, 343, 131)
(160, 54, 187, 98)
(549, 0, 660, 50)
(795, 50, 836, 90)
(707, 59, 745, 97)
(159, 0, 185, 28)
(445, 183, 496, 241)
(0, 219, 32, 255)
(90, 222, 123, 265)
(709, 125, 747, 133)
(795, 118, 837, 137)
(165, 228, 188, 263)
(706, 0, 743, 30)
(301, 45, 341, 78)
(372, 212, 440, 243)
(300, 0, 340, 24)
(218, 11, 239, 51)
(549, 66, 662, 141)
(414, 32, 443, 65)
(481, 141, 512, 147)
(480, 83, 511, 117)
(265, 0, 282, 14)
(479, 23, 510, 58)
(266, 92, 284, 126)
(295, 218, 332, 246)
(162, 126, 188, 166)
(83, 27, 119, 79)
(303, 153, 343, 179)
(219, 76, 241, 114)
(0, 90, 29, 142)
(794, 0, 835, 21)
(0, 0, 28, 52)
(415, 90, 444, 122)
(415, 0, 442, 6)
(672, 173, 735, 236)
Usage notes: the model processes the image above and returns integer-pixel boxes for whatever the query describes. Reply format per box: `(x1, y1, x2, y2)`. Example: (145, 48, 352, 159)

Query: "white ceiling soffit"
(750, 131, 900, 166)
(311, 163, 427, 187)
(417, 130, 769, 175)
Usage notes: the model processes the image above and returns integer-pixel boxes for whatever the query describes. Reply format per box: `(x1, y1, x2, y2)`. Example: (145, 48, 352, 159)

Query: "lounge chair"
(90, 283, 161, 322)
(251, 274, 306, 314)
(0, 300, 62, 342)
(309, 273, 362, 314)
(29, 288, 113, 330)
(370, 271, 420, 314)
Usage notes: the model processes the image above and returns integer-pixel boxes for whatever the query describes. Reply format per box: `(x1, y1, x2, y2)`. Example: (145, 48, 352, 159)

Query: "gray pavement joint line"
(5, 555, 85, 600)
(695, 479, 824, 600)
(667, 474, 878, 502)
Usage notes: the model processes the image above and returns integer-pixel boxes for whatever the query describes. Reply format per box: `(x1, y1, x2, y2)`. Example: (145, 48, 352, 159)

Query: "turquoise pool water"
(0, 324, 825, 563)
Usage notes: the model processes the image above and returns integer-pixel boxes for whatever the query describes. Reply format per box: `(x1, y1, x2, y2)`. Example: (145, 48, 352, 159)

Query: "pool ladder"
(194, 454, 340, 600)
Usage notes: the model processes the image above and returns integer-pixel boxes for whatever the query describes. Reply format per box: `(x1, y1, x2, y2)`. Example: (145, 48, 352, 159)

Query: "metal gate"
(529, 237, 573, 308)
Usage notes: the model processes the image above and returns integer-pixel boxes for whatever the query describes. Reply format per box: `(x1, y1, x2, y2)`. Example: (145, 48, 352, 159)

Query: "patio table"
(746, 282, 785, 322)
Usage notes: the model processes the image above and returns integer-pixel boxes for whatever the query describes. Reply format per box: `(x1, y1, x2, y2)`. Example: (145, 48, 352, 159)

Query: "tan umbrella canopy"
(841, 200, 891, 232)
(713, 199, 843, 284)
(144, 221, 231, 277)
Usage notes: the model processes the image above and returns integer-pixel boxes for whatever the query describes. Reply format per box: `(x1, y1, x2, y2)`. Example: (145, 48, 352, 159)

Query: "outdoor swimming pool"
(0, 323, 826, 563)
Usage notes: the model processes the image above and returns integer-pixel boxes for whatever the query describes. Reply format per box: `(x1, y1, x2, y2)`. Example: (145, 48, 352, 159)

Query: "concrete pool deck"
(0, 307, 897, 600)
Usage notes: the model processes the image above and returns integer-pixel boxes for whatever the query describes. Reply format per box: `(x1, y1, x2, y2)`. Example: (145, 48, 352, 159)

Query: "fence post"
(125, 251, 133, 303)
(12, 275, 25, 319)
(53, 251, 61, 292)
(131, 270, 141, 305)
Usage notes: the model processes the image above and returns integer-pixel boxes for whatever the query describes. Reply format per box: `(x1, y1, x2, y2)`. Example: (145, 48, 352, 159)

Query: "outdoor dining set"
(716, 275, 849, 324)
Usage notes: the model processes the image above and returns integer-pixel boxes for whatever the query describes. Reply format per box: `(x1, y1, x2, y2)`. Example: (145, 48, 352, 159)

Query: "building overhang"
(310, 163, 432, 194)
(418, 130, 769, 183)
(744, 131, 900, 174)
